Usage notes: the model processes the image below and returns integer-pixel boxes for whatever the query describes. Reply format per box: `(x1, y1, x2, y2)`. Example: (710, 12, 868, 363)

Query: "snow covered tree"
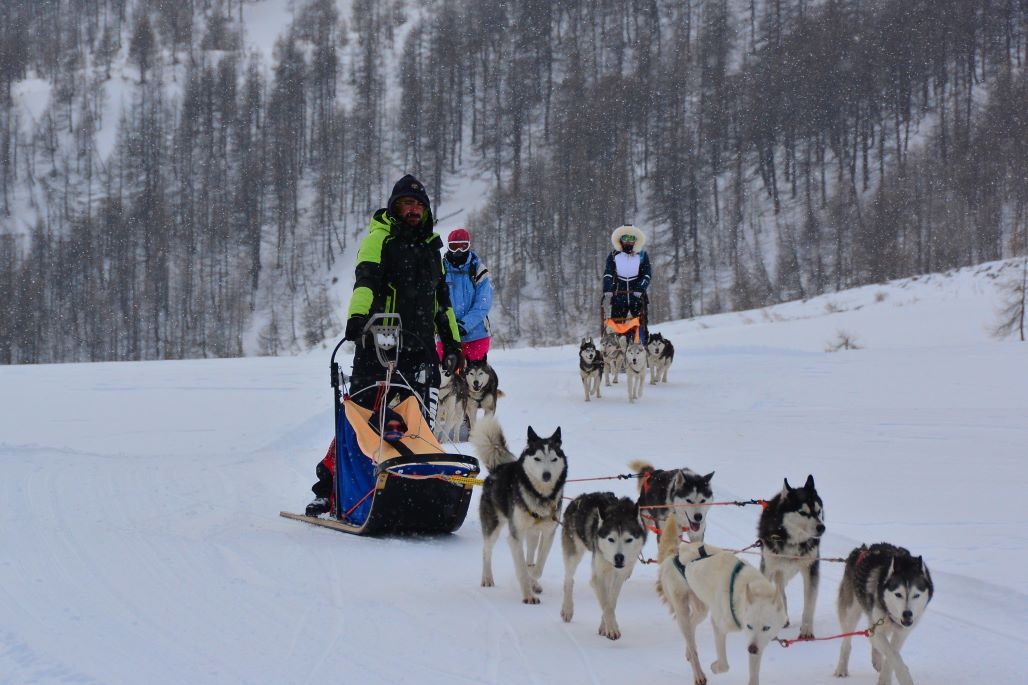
(993, 257, 1027, 342)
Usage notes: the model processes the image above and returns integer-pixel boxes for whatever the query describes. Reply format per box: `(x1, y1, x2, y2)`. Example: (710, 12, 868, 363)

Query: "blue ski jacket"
(444, 250, 493, 342)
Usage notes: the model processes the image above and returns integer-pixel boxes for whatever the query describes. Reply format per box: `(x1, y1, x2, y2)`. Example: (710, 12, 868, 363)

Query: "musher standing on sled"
(435, 227, 493, 362)
(602, 225, 651, 341)
(306, 174, 465, 516)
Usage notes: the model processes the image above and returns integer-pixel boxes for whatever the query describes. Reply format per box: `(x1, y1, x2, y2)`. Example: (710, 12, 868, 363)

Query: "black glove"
(442, 346, 465, 375)
(457, 321, 468, 338)
(344, 315, 367, 342)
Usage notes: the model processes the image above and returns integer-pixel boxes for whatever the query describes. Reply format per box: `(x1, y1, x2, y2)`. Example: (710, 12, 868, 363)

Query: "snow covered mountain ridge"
(1, 0, 1024, 364)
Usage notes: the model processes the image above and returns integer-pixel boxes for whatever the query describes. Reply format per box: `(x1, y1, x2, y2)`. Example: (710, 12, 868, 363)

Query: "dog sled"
(601, 293, 648, 343)
(280, 315, 480, 536)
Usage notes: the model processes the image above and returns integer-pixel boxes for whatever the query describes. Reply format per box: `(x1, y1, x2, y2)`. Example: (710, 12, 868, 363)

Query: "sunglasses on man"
(448, 241, 471, 252)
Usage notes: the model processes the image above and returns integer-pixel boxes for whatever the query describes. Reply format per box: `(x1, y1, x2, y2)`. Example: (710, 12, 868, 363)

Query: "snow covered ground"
(1, 260, 1025, 684)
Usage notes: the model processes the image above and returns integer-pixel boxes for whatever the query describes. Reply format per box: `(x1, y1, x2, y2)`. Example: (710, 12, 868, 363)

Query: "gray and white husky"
(757, 474, 826, 639)
(657, 517, 788, 685)
(625, 339, 647, 402)
(434, 369, 468, 441)
(629, 460, 714, 542)
(560, 492, 647, 640)
(834, 543, 934, 685)
(645, 332, 675, 384)
(471, 415, 568, 604)
(600, 333, 626, 386)
(464, 356, 502, 429)
(579, 338, 604, 401)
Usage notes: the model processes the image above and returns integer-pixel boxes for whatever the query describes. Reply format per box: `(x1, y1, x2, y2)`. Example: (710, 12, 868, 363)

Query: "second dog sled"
(601, 293, 648, 343)
(281, 315, 479, 536)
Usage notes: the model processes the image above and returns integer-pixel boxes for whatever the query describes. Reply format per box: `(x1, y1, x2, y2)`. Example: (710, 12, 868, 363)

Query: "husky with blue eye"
(656, 517, 788, 685)
(834, 543, 934, 685)
(757, 474, 826, 639)
(471, 415, 567, 605)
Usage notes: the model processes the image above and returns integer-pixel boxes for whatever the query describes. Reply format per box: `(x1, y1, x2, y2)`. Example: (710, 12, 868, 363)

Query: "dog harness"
(673, 548, 745, 629)
(672, 545, 712, 579)
(727, 560, 745, 629)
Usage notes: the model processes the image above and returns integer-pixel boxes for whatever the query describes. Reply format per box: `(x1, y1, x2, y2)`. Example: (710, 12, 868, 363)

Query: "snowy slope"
(0, 261, 1025, 684)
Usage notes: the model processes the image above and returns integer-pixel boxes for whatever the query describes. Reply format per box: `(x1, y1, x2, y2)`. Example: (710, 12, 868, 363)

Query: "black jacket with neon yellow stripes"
(347, 209, 461, 353)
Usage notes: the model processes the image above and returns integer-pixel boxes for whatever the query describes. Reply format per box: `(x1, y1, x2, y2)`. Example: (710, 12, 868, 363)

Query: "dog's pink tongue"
(690, 521, 701, 532)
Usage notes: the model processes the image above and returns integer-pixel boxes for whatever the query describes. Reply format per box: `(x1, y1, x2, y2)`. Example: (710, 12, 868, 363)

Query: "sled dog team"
(580, 332, 675, 402)
(471, 418, 934, 685)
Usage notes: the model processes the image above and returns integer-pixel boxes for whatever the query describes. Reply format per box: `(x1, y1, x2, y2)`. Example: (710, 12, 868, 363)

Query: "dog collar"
(728, 560, 745, 629)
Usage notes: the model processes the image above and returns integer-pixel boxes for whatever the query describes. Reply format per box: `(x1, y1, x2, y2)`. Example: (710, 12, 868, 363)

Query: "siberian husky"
(657, 517, 787, 685)
(625, 339, 647, 402)
(434, 368, 468, 442)
(600, 332, 626, 386)
(757, 474, 826, 639)
(579, 338, 604, 401)
(471, 415, 567, 604)
(560, 492, 647, 640)
(629, 460, 714, 542)
(834, 543, 934, 685)
(646, 332, 675, 384)
(464, 356, 502, 429)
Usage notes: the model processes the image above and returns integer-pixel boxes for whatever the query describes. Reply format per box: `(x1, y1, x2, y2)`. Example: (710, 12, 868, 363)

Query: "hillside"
(1, 0, 1024, 363)
(0, 261, 1024, 683)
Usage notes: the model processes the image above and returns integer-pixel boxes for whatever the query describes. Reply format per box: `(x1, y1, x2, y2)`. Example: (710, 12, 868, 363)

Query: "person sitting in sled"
(602, 225, 651, 341)
(434, 227, 493, 362)
(306, 174, 465, 516)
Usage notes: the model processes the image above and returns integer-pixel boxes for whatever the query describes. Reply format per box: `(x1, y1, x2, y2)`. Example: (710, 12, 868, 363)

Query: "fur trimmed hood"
(610, 225, 646, 251)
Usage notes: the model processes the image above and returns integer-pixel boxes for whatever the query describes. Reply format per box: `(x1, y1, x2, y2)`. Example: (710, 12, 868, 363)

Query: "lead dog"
(646, 332, 675, 384)
(560, 492, 647, 640)
(579, 338, 604, 401)
(625, 339, 647, 402)
(757, 474, 826, 639)
(657, 517, 787, 685)
(471, 415, 567, 604)
(834, 543, 934, 685)
(629, 460, 714, 542)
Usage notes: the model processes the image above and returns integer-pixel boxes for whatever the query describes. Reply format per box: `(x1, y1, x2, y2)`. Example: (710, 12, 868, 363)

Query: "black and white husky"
(645, 332, 675, 384)
(757, 475, 826, 639)
(471, 415, 568, 604)
(578, 338, 604, 401)
(629, 460, 714, 542)
(464, 356, 502, 429)
(560, 492, 647, 640)
(834, 543, 934, 685)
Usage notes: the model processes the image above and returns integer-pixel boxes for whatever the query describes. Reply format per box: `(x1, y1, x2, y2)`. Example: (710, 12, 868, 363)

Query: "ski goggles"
(620, 235, 637, 243)
(448, 241, 470, 252)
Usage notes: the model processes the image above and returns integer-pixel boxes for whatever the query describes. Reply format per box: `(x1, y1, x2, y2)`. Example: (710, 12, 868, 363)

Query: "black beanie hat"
(387, 174, 432, 223)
